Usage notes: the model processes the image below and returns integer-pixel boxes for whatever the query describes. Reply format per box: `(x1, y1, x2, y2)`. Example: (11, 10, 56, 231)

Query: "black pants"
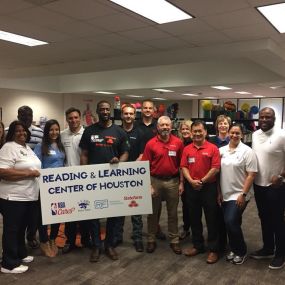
(181, 188, 191, 232)
(64, 221, 90, 246)
(1, 199, 30, 270)
(186, 182, 219, 252)
(254, 183, 285, 257)
(26, 199, 40, 242)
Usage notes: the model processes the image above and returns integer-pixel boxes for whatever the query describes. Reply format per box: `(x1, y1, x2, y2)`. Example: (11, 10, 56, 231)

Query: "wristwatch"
(242, 192, 247, 197)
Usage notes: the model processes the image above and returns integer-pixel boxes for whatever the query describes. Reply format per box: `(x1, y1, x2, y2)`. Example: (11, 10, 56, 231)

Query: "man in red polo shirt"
(181, 120, 221, 264)
(142, 116, 184, 254)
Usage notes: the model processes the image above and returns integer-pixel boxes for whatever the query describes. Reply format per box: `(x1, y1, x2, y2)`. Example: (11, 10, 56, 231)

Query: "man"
(79, 100, 129, 262)
(136, 100, 166, 240)
(142, 116, 184, 254)
(250, 107, 285, 270)
(17, 106, 43, 249)
(61, 107, 91, 254)
(115, 103, 144, 252)
(181, 120, 220, 264)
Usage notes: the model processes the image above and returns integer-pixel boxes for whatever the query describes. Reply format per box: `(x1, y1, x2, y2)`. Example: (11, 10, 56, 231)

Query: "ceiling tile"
(145, 37, 191, 50)
(0, 0, 33, 15)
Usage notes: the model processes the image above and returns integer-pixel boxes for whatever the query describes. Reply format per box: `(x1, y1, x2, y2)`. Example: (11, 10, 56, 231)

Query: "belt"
(152, 174, 179, 180)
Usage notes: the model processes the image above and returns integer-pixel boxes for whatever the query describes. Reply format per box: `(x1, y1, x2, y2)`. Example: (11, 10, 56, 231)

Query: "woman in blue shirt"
(34, 119, 65, 257)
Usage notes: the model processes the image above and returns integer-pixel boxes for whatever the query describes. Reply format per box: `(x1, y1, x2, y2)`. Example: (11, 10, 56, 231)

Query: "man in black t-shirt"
(80, 100, 129, 262)
(115, 103, 144, 252)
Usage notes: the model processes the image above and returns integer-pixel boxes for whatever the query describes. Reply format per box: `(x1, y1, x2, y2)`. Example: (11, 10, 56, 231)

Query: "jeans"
(222, 200, 247, 256)
(254, 183, 285, 257)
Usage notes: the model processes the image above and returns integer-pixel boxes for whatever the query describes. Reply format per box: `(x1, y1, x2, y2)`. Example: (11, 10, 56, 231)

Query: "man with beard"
(79, 100, 129, 262)
(142, 116, 184, 254)
(250, 107, 285, 270)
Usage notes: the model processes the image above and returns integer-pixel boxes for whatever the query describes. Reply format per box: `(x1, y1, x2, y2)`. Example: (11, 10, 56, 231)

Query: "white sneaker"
(1, 265, 29, 274)
(226, 251, 235, 262)
(22, 256, 34, 263)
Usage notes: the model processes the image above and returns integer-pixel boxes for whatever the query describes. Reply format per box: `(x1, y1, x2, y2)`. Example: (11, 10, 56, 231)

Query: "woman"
(219, 124, 257, 265)
(209, 115, 231, 148)
(178, 120, 192, 240)
(0, 121, 41, 274)
(34, 119, 65, 258)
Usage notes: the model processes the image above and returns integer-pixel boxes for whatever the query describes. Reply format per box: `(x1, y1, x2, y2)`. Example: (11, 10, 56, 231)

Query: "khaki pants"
(147, 176, 179, 243)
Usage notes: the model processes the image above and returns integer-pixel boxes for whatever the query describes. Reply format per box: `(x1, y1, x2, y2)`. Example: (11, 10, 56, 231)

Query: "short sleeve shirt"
(79, 123, 130, 164)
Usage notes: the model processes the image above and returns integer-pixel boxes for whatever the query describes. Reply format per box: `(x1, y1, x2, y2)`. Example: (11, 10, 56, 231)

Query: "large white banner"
(39, 161, 152, 225)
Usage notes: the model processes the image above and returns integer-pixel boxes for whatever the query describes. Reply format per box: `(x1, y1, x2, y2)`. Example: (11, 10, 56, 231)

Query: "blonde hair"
(178, 120, 192, 139)
(215, 115, 231, 131)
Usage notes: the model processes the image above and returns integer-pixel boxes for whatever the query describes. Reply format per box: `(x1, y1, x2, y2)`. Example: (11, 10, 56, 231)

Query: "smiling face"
(229, 125, 242, 146)
(14, 124, 27, 145)
(97, 102, 111, 122)
(66, 111, 81, 132)
(259, 108, 275, 132)
(157, 117, 171, 138)
(191, 123, 207, 145)
(142, 101, 154, 119)
(48, 123, 60, 142)
(217, 119, 230, 136)
(121, 106, 136, 125)
(180, 123, 191, 140)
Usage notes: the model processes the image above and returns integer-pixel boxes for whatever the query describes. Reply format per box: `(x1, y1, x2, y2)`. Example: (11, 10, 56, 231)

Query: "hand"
(109, 157, 120, 164)
(191, 179, 203, 191)
(178, 182, 184, 196)
(217, 192, 223, 207)
(271, 175, 283, 188)
(150, 185, 157, 197)
(236, 194, 246, 209)
(29, 169, 40, 178)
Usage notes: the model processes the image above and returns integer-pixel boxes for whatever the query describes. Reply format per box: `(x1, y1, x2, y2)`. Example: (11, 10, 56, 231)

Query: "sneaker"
(231, 255, 247, 265)
(250, 248, 274, 260)
(226, 251, 235, 262)
(22, 256, 34, 263)
(1, 265, 28, 274)
(269, 256, 285, 270)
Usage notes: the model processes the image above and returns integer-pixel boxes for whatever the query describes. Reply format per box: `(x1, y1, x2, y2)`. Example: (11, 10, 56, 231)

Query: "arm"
(80, 149, 89, 165)
(178, 170, 184, 195)
(181, 167, 202, 190)
(200, 168, 220, 184)
(236, 171, 256, 208)
(110, 151, 129, 164)
(0, 168, 40, 181)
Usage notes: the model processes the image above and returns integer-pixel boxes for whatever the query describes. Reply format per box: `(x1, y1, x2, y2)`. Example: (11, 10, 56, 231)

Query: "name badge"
(168, 150, 176, 156)
(49, 150, 56, 155)
(188, 157, 195, 163)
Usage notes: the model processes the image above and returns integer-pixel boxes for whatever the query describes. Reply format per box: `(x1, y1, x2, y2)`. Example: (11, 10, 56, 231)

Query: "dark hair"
(65, 107, 81, 117)
(142, 99, 154, 107)
(191, 119, 207, 130)
(228, 123, 244, 134)
(41, 119, 65, 157)
(18, 105, 33, 115)
(6, 120, 31, 143)
(96, 100, 111, 111)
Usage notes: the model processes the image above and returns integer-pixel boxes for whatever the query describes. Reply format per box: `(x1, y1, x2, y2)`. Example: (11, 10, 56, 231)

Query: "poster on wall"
(82, 99, 97, 126)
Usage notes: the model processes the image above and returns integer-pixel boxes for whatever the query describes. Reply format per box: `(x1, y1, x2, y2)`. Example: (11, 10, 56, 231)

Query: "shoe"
(134, 241, 144, 252)
(146, 242, 157, 253)
(184, 247, 204, 257)
(206, 252, 219, 264)
(27, 239, 39, 249)
(155, 231, 166, 240)
(250, 248, 274, 260)
(22, 256, 34, 263)
(170, 243, 182, 255)
(231, 255, 247, 265)
(179, 230, 190, 240)
(105, 247, 118, 260)
(62, 243, 76, 254)
(269, 256, 285, 270)
(50, 240, 58, 256)
(226, 251, 235, 262)
(40, 242, 54, 258)
(1, 265, 28, 274)
(89, 247, 100, 263)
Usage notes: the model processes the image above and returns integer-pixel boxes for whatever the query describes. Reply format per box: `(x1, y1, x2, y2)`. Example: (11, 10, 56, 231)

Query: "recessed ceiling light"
(0, 30, 48, 46)
(205, 97, 217, 99)
(152, 88, 174, 92)
(109, 0, 193, 24)
(211, 86, 232, 90)
(181, 93, 199, 97)
(235, 91, 252, 95)
(152, 97, 167, 100)
(270, 86, 281, 89)
(95, 91, 116, 94)
(257, 3, 285, 33)
(253, 95, 265, 98)
(125, 95, 144, 98)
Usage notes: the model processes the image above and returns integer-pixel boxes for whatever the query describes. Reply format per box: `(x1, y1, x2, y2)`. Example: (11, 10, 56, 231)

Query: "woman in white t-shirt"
(219, 123, 257, 265)
(0, 121, 41, 274)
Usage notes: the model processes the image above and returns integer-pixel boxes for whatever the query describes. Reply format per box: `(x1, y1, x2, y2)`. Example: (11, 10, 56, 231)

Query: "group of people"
(0, 100, 284, 274)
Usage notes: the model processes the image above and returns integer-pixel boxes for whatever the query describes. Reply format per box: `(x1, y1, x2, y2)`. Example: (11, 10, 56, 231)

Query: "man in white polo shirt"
(250, 107, 285, 270)
(61, 107, 91, 253)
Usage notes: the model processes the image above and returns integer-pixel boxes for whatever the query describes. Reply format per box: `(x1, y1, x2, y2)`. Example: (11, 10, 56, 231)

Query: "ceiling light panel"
(235, 91, 252, 95)
(109, 0, 192, 24)
(181, 93, 199, 97)
(125, 95, 144, 98)
(257, 3, 285, 33)
(95, 91, 116, 94)
(0, 30, 48, 46)
(152, 88, 174, 92)
(152, 97, 166, 100)
(211, 86, 232, 90)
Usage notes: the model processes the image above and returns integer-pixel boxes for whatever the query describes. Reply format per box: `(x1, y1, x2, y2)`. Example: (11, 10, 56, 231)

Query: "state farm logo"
(128, 200, 139, 207)
(51, 202, 75, 216)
